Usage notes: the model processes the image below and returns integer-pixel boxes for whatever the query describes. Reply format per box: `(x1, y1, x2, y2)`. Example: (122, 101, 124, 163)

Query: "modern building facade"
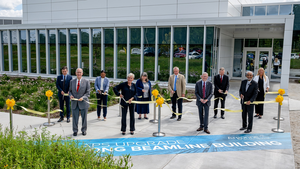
(0, 0, 299, 94)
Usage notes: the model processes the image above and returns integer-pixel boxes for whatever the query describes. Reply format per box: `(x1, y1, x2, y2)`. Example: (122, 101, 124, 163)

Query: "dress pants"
(242, 104, 254, 130)
(72, 106, 88, 133)
(214, 95, 226, 116)
(255, 91, 264, 116)
(198, 103, 210, 130)
(121, 104, 135, 132)
(59, 95, 70, 119)
(96, 93, 108, 117)
(171, 92, 183, 118)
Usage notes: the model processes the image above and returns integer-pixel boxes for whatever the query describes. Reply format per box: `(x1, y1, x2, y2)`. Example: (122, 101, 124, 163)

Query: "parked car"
(291, 53, 299, 59)
(144, 47, 155, 56)
(188, 51, 201, 59)
(174, 50, 186, 58)
(131, 48, 141, 55)
(190, 48, 202, 54)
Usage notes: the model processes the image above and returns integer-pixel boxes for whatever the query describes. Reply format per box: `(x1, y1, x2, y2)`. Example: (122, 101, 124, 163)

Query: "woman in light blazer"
(135, 72, 152, 120)
(253, 68, 269, 119)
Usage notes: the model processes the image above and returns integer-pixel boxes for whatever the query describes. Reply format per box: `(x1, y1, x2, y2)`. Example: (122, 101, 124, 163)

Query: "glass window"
(245, 39, 257, 47)
(259, 39, 272, 47)
(117, 28, 127, 79)
(20, 30, 27, 72)
(206, 27, 214, 77)
(130, 28, 141, 78)
(11, 30, 18, 71)
(81, 29, 89, 76)
(104, 28, 114, 78)
(2, 31, 9, 71)
(173, 27, 186, 80)
(293, 4, 300, 30)
(272, 39, 283, 79)
(39, 30, 46, 74)
(158, 27, 171, 81)
(233, 39, 243, 78)
(49, 30, 56, 74)
(70, 29, 77, 75)
(144, 28, 155, 81)
(29, 30, 36, 73)
(267, 5, 278, 15)
(92, 29, 101, 77)
(243, 6, 253, 16)
(255, 6, 266, 16)
(59, 30, 67, 71)
(280, 5, 292, 15)
(189, 27, 203, 83)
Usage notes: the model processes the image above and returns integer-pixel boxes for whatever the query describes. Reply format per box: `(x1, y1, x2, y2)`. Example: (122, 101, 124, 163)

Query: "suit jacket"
(168, 73, 186, 97)
(253, 75, 269, 93)
(69, 78, 90, 110)
(136, 79, 152, 101)
(56, 74, 72, 97)
(195, 80, 213, 107)
(239, 79, 258, 104)
(94, 76, 110, 93)
(113, 82, 137, 106)
(214, 74, 229, 97)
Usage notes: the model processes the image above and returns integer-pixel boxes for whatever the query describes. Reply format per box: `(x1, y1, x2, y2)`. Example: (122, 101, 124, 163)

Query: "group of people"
(56, 65, 269, 136)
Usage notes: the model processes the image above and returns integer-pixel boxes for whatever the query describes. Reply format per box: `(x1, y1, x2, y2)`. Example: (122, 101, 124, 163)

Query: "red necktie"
(203, 82, 206, 98)
(77, 80, 80, 92)
(220, 76, 222, 83)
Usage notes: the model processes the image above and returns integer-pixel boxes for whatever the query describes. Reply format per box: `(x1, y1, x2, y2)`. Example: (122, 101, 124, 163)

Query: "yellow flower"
(278, 89, 285, 95)
(275, 95, 284, 105)
(45, 90, 53, 100)
(156, 97, 164, 107)
(152, 89, 159, 99)
(6, 99, 15, 110)
(4, 165, 8, 168)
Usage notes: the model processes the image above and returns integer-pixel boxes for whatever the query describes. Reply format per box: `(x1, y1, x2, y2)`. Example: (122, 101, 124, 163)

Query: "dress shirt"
(76, 78, 81, 91)
(174, 75, 178, 91)
(100, 78, 104, 91)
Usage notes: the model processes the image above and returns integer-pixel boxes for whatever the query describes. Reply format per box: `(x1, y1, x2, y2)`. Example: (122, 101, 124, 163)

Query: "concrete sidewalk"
(0, 81, 295, 169)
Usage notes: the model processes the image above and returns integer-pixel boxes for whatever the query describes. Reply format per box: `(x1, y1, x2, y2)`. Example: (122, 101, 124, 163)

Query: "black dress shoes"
(82, 132, 86, 136)
(197, 127, 203, 131)
(254, 114, 259, 117)
(204, 129, 210, 134)
(177, 118, 181, 121)
(130, 132, 134, 135)
(240, 127, 247, 130)
(170, 116, 176, 119)
(57, 118, 64, 122)
(244, 129, 252, 133)
(67, 118, 70, 123)
(122, 132, 125, 135)
(213, 115, 217, 118)
(221, 116, 225, 119)
(73, 132, 77, 136)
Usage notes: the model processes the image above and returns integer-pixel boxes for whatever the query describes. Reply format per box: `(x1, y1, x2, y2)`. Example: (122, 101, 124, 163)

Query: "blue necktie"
(174, 75, 177, 91)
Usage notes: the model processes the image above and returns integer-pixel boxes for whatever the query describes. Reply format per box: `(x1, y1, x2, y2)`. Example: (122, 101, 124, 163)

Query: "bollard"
(149, 103, 158, 123)
(43, 99, 55, 126)
(153, 106, 165, 137)
(272, 103, 284, 133)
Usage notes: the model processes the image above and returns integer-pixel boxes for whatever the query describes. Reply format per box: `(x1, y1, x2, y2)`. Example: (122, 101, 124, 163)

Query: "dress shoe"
(197, 127, 203, 131)
(170, 116, 176, 119)
(244, 129, 251, 133)
(82, 132, 86, 136)
(254, 114, 259, 117)
(144, 117, 148, 120)
(177, 118, 181, 121)
(138, 117, 141, 120)
(258, 116, 262, 119)
(67, 118, 70, 123)
(130, 132, 134, 135)
(204, 129, 210, 134)
(221, 116, 225, 119)
(73, 132, 77, 136)
(240, 127, 247, 130)
(122, 132, 125, 135)
(213, 115, 217, 118)
(57, 118, 64, 122)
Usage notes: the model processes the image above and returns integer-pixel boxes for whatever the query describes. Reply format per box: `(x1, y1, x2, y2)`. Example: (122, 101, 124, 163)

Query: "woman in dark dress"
(113, 73, 137, 135)
(136, 72, 152, 120)
(253, 68, 269, 119)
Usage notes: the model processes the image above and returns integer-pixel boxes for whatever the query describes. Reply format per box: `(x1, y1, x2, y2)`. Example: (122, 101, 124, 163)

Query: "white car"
(131, 48, 141, 55)
(291, 53, 299, 59)
(188, 51, 200, 59)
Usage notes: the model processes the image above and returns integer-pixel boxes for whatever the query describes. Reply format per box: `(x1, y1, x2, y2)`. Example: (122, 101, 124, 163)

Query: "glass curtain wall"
(11, 30, 18, 71)
(130, 28, 141, 78)
(81, 29, 89, 75)
(92, 29, 101, 77)
(144, 28, 155, 80)
(206, 27, 214, 76)
(173, 27, 186, 78)
(59, 30, 67, 69)
(233, 39, 243, 78)
(272, 39, 283, 79)
(70, 29, 77, 75)
(49, 30, 56, 74)
(29, 30, 36, 73)
(189, 27, 204, 83)
(39, 30, 46, 73)
(117, 28, 127, 79)
(2, 31, 8, 71)
(158, 27, 171, 81)
(20, 30, 27, 72)
(104, 28, 114, 78)
(291, 4, 300, 77)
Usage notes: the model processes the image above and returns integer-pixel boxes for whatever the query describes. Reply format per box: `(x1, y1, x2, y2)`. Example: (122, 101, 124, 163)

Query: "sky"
(0, 0, 300, 17)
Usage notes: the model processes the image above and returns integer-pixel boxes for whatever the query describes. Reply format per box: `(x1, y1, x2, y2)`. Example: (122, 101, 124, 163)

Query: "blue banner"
(79, 133, 292, 156)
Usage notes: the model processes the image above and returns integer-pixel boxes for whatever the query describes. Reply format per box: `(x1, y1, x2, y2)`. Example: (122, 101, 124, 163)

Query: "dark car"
(144, 47, 155, 56)
(174, 50, 186, 58)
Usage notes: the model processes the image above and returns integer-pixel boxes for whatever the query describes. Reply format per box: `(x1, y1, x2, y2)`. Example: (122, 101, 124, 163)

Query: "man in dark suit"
(239, 71, 258, 133)
(56, 66, 73, 123)
(69, 68, 90, 136)
(195, 72, 213, 134)
(213, 67, 229, 119)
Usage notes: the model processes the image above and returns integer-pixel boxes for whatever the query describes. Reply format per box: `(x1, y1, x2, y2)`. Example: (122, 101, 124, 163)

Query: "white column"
(26, 30, 31, 73)
(8, 30, 13, 72)
(77, 28, 82, 68)
(56, 29, 60, 75)
(35, 29, 40, 74)
(17, 30, 22, 73)
(140, 26, 144, 75)
(170, 26, 174, 77)
(185, 26, 190, 83)
(45, 29, 50, 75)
(101, 28, 105, 71)
(202, 26, 207, 74)
(155, 26, 158, 82)
(0, 31, 3, 72)
(89, 28, 93, 77)
(66, 29, 71, 73)
(127, 27, 130, 76)
(280, 18, 294, 95)
(113, 27, 117, 79)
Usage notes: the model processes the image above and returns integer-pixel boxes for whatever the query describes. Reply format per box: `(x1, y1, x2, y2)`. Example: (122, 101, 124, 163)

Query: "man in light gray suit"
(195, 72, 213, 134)
(69, 68, 90, 136)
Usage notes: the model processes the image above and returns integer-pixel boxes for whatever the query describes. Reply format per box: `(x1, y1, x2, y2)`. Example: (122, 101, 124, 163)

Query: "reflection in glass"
(30, 30, 36, 73)
(189, 27, 203, 83)
(104, 29, 114, 78)
(233, 39, 243, 77)
(293, 5, 300, 31)
(267, 5, 278, 15)
(117, 28, 127, 79)
(130, 28, 141, 78)
(39, 30, 46, 73)
(2, 31, 9, 71)
(259, 51, 269, 76)
(245, 39, 257, 47)
(255, 6, 266, 16)
(280, 5, 292, 15)
(259, 39, 272, 47)
(81, 29, 89, 76)
(49, 30, 56, 74)
(173, 27, 186, 80)
(20, 30, 27, 72)
(11, 30, 18, 71)
(272, 39, 283, 79)
(59, 30, 66, 70)
(158, 27, 171, 81)
(243, 6, 253, 16)
(70, 29, 77, 75)
(245, 51, 256, 76)
(144, 28, 155, 80)
(206, 27, 214, 76)
(92, 29, 101, 77)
